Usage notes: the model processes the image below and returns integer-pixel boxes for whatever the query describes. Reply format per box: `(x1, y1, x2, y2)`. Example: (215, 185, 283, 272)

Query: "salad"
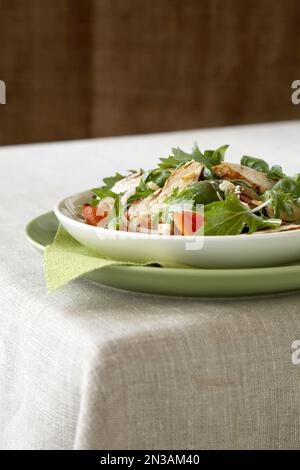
(82, 144, 300, 236)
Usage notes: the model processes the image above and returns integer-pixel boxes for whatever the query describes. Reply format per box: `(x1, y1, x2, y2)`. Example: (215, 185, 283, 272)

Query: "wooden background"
(0, 0, 300, 145)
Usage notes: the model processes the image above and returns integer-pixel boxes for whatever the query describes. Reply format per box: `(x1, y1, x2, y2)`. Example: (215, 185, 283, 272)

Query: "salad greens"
(241, 155, 287, 181)
(102, 172, 124, 189)
(159, 144, 228, 172)
(204, 194, 281, 236)
(82, 144, 300, 236)
(241, 155, 270, 173)
(164, 181, 222, 207)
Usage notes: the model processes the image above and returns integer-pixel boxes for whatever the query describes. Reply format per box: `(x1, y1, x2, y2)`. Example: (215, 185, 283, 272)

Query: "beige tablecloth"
(1, 122, 300, 449)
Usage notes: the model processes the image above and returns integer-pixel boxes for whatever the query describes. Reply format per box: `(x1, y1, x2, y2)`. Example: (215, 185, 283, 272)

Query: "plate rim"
(55, 190, 300, 242)
(26, 211, 300, 277)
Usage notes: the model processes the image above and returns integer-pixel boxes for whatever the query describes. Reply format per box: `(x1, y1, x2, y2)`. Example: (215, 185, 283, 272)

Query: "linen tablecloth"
(1, 122, 300, 450)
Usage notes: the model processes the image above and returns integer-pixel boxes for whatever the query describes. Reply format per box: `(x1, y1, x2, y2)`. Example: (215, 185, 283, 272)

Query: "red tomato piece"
(173, 211, 204, 235)
(82, 203, 107, 226)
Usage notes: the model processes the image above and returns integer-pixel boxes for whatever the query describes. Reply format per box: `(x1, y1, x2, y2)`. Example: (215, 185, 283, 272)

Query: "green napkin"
(44, 225, 188, 292)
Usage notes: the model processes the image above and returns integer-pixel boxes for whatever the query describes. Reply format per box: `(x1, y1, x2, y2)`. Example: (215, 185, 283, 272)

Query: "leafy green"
(90, 172, 125, 210)
(159, 148, 190, 169)
(102, 172, 124, 189)
(204, 194, 281, 236)
(263, 189, 294, 218)
(159, 144, 229, 171)
(143, 168, 171, 188)
(267, 165, 285, 180)
(90, 195, 101, 207)
(91, 187, 118, 200)
(204, 145, 229, 166)
(164, 181, 221, 207)
(126, 179, 154, 205)
(159, 146, 201, 169)
(124, 169, 172, 205)
(241, 156, 287, 183)
(272, 176, 300, 197)
(87, 142, 299, 235)
(90, 187, 121, 221)
(241, 155, 270, 173)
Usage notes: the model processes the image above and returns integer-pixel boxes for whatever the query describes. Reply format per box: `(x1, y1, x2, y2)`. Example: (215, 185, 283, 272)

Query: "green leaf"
(204, 144, 229, 166)
(90, 172, 125, 213)
(159, 155, 182, 169)
(102, 172, 124, 189)
(164, 181, 221, 207)
(191, 144, 213, 169)
(90, 195, 101, 207)
(273, 176, 300, 197)
(267, 165, 286, 180)
(126, 178, 154, 205)
(90, 187, 121, 220)
(159, 143, 229, 171)
(159, 148, 192, 169)
(143, 168, 171, 188)
(204, 194, 281, 236)
(241, 155, 270, 173)
(263, 189, 294, 218)
(91, 187, 118, 199)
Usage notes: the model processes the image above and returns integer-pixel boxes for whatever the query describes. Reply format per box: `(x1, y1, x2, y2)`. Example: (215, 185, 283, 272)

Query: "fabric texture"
(1, 123, 300, 449)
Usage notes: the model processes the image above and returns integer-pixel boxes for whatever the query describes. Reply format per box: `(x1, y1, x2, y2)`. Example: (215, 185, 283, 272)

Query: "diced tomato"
(173, 211, 204, 235)
(82, 204, 107, 226)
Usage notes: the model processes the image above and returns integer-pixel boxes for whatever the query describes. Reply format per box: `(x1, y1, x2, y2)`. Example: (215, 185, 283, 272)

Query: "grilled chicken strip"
(128, 160, 204, 231)
(213, 163, 275, 193)
(159, 160, 204, 197)
(111, 171, 142, 194)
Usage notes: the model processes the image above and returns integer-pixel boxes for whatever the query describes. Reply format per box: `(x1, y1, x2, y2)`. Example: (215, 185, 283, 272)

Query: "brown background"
(0, 0, 299, 145)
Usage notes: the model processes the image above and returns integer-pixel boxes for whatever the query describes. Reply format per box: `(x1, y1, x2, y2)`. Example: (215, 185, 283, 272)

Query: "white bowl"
(54, 190, 300, 269)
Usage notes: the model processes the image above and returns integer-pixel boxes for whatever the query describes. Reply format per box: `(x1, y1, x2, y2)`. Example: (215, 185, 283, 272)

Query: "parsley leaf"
(204, 194, 281, 236)
(159, 147, 195, 169)
(90, 187, 121, 215)
(164, 181, 221, 207)
(204, 145, 229, 166)
(102, 172, 124, 189)
(91, 187, 118, 200)
(263, 189, 294, 218)
(90, 172, 125, 211)
(126, 179, 154, 205)
(272, 176, 300, 197)
(241, 155, 270, 173)
(159, 143, 229, 171)
(267, 165, 286, 180)
(143, 168, 171, 188)
(241, 156, 287, 182)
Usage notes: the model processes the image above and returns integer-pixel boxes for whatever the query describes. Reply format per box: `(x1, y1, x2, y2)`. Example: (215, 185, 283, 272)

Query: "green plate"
(26, 212, 300, 297)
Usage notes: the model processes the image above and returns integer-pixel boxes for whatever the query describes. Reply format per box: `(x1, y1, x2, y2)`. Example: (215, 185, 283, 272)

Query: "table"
(1, 121, 300, 450)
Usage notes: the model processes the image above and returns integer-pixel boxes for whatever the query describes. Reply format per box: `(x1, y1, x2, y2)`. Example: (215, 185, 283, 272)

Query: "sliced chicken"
(111, 171, 142, 194)
(127, 160, 204, 232)
(128, 188, 163, 219)
(160, 160, 204, 198)
(213, 163, 275, 193)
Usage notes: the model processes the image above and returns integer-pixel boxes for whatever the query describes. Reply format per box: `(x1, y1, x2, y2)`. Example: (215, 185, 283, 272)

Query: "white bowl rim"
(54, 190, 300, 242)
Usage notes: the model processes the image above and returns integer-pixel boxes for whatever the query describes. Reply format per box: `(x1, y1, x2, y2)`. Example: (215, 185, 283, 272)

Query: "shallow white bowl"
(54, 190, 300, 269)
